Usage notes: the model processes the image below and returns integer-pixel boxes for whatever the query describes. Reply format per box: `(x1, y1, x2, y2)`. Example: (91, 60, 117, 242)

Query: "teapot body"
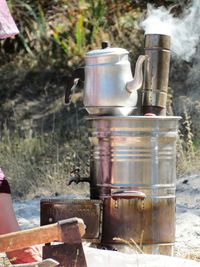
(83, 47, 138, 116)
(65, 43, 145, 116)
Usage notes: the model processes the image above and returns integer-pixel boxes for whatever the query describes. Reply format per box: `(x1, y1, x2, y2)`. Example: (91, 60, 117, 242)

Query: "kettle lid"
(86, 41, 128, 57)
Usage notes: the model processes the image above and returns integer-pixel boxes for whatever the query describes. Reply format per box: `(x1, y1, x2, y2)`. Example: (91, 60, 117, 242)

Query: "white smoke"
(140, 1, 200, 61)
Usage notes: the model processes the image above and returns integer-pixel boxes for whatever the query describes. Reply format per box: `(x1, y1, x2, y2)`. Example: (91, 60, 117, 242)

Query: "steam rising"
(140, 1, 200, 61)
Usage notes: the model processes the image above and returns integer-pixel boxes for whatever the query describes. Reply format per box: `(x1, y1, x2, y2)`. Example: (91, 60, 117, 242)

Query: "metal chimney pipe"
(141, 34, 171, 115)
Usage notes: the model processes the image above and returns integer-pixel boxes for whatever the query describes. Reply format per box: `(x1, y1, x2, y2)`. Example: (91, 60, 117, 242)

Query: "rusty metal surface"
(102, 197, 175, 245)
(41, 199, 103, 243)
(43, 243, 87, 267)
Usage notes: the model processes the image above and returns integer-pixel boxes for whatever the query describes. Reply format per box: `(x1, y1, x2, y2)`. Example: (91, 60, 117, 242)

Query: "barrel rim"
(85, 116, 181, 121)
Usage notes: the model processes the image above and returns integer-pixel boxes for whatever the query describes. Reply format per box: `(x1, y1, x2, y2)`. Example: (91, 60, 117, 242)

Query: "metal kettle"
(65, 41, 146, 116)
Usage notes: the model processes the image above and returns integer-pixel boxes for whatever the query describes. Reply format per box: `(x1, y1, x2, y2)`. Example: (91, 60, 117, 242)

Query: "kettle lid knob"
(101, 41, 110, 49)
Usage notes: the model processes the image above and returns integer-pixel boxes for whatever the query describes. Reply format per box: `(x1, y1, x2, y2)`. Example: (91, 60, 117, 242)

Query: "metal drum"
(87, 116, 180, 255)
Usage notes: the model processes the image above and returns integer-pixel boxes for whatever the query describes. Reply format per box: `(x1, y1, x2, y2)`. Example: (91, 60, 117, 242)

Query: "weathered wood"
(12, 258, 59, 267)
(43, 244, 87, 267)
(0, 218, 85, 253)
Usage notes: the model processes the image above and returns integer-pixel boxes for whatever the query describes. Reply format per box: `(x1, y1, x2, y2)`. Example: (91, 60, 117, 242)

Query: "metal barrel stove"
(88, 115, 180, 255)
(40, 34, 181, 259)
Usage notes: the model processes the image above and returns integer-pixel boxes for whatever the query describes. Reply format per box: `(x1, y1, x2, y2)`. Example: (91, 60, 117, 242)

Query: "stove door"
(40, 198, 103, 243)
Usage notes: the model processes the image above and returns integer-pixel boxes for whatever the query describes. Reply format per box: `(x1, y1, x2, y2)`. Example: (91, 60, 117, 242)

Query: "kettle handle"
(65, 68, 85, 104)
(126, 55, 147, 93)
(111, 190, 146, 200)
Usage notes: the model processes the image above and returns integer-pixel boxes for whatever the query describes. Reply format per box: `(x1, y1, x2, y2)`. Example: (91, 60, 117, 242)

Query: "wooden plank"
(0, 218, 85, 253)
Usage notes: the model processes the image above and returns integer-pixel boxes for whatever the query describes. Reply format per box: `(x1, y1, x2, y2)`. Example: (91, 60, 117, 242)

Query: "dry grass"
(112, 237, 200, 263)
(175, 248, 200, 262)
(0, 0, 199, 197)
(0, 124, 90, 199)
(113, 237, 144, 254)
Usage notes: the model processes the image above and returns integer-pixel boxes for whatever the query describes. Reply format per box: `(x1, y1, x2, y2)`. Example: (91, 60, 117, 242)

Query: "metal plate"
(40, 199, 103, 243)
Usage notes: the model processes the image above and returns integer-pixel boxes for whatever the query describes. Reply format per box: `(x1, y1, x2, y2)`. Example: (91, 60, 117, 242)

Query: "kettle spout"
(126, 55, 146, 93)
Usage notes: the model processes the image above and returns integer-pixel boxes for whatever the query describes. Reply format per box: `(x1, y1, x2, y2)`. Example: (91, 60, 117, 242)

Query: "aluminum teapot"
(65, 42, 146, 116)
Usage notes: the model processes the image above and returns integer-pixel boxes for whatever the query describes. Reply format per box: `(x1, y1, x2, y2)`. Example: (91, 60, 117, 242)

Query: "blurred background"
(0, 0, 199, 198)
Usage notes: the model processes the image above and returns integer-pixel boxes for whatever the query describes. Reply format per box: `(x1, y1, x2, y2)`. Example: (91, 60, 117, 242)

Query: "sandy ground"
(176, 174, 200, 251)
(5, 173, 200, 266)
